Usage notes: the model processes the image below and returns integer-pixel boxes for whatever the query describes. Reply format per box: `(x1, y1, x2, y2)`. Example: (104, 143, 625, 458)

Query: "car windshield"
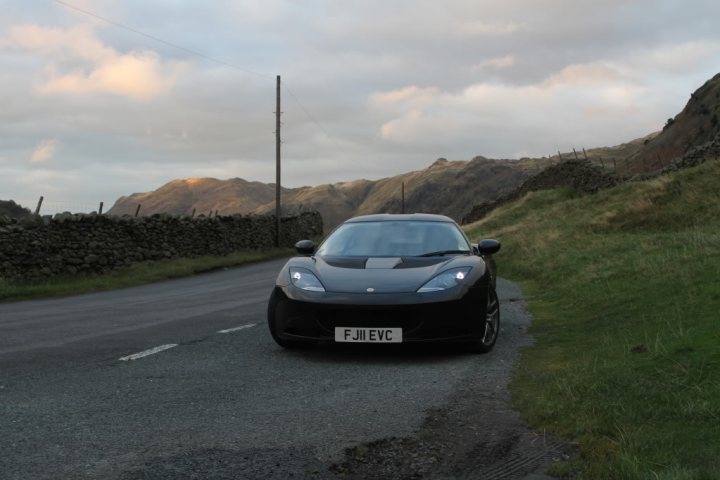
(317, 220, 471, 257)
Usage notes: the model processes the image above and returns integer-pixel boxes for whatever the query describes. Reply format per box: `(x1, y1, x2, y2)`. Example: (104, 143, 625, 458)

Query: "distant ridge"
(108, 158, 543, 228)
(109, 72, 720, 229)
(109, 177, 285, 218)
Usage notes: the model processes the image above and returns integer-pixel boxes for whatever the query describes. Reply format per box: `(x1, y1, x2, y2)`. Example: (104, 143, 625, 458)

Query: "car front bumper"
(272, 284, 489, 343)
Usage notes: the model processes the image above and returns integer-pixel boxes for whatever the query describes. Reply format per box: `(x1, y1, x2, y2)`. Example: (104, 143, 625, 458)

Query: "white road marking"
(217, 323, 257, 334)
(119, 344, 178, 362)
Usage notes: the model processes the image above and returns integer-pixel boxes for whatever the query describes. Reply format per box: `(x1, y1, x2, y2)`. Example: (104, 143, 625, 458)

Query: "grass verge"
(465, 159, 720, 479)
(0, 248, 292, 303)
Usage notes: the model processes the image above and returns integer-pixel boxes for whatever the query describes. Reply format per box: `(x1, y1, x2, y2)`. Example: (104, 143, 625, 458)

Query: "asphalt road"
(0, 258, 561, 480)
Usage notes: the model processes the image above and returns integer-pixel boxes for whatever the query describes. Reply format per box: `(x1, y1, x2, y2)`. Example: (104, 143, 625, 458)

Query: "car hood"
(312, 255, 466, 294)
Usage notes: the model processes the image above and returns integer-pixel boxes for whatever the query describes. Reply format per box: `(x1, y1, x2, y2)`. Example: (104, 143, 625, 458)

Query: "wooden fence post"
(573, 148, 579, 160)
(135, 204, 141, 217)
(34, 196, 44, 215)
(582, 148, 588, 160)
(191, 208, 196, 218)
(98, 202, 104, 215)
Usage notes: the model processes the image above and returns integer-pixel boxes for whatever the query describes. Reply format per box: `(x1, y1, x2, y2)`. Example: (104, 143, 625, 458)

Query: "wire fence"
(9, 197, 321, 218)
(14, 198, 105, 216)
(549, 147, 673, 177)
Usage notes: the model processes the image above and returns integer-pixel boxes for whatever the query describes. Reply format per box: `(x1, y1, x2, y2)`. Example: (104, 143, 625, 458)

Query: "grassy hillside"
(465, 159, 720, 479)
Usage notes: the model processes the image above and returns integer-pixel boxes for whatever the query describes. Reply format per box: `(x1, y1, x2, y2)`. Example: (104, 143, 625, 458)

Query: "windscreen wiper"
(417, 250, 471, 257)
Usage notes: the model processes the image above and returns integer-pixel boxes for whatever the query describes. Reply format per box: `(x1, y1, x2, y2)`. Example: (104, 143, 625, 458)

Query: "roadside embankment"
(465, 158, 720, 478)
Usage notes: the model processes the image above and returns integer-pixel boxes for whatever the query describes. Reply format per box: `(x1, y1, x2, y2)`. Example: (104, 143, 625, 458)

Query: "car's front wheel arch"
(469, 286, 500, 354)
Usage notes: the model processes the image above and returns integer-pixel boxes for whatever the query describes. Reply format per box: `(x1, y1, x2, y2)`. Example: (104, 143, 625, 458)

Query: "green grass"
(465, 159, 720, 479)
(0, 249, 292, 303)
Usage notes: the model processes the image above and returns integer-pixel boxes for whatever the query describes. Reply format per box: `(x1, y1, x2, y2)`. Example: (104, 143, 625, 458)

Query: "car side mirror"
(295, 239, 316, 256)
(477, 239, 501, 255)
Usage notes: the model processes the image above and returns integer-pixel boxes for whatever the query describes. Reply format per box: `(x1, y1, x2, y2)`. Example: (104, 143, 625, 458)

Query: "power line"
(282, 82, 329, 138)
(54, 0, 329, 136)
(54, 0, 273, 80)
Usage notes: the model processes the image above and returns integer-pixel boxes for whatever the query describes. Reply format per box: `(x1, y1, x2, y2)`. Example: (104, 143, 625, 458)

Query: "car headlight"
(289, 267, 325, 292)
(417, 267, 471, 292)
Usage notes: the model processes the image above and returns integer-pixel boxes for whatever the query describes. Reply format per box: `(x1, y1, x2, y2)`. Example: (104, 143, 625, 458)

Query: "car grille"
(316, 308, 424, 334)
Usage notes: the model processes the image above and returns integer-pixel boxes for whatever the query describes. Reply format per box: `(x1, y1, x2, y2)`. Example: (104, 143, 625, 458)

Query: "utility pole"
(275, 75, 281, 247)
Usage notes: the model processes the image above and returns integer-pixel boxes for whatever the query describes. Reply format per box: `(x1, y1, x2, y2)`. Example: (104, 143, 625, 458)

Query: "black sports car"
(267, 214, 501, 353)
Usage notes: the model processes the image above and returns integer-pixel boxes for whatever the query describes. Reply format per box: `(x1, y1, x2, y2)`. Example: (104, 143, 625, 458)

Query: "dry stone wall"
(0, 211, 322, 282)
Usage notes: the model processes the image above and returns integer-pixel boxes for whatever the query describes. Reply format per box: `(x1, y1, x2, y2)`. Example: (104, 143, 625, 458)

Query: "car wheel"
(470, 287, 500, 353)
(267, 290, 313, 350)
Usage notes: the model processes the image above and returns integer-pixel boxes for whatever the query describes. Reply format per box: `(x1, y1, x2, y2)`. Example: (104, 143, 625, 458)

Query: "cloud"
(30, 139, 59, 164)
(638, 40, 720, 75)
(542, 62, 629, 87)
(460, 20, 525, 35)
(472, 55, 515, 71)
(370, 86, 439, 106)
(374, 58, 655, 151)
(2, 24, 113, 60)
(38, 51, 183, 100)
(3, 24, 186, 100)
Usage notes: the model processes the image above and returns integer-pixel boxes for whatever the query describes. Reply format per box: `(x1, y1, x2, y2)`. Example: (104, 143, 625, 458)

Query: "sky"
(2, 0, 720, 213)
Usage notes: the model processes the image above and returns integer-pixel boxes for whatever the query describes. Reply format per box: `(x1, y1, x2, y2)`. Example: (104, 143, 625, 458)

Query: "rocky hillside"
(253, 157, 545, 227)
(109, 178, 286, 218)
(109, 157, 545, 228)
(627, 73, 720, 170)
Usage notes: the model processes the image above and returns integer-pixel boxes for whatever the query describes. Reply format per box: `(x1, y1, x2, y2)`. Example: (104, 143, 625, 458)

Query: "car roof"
(344, 213, 457, 223)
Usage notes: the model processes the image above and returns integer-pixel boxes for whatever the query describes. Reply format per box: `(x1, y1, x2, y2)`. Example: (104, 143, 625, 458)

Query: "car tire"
(267, 290, 313, 349)
(470, 286, 500, 354)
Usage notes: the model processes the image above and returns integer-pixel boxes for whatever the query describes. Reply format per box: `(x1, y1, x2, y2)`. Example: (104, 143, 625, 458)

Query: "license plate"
(334, 327, 402, 343)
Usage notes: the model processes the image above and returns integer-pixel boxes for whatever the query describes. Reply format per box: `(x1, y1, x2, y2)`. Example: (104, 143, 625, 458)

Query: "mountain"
(252, 157, 547, 227)
(627, 73, 720, 170)
(109, 177, 286, 218)
(108, 157, 544, 228)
